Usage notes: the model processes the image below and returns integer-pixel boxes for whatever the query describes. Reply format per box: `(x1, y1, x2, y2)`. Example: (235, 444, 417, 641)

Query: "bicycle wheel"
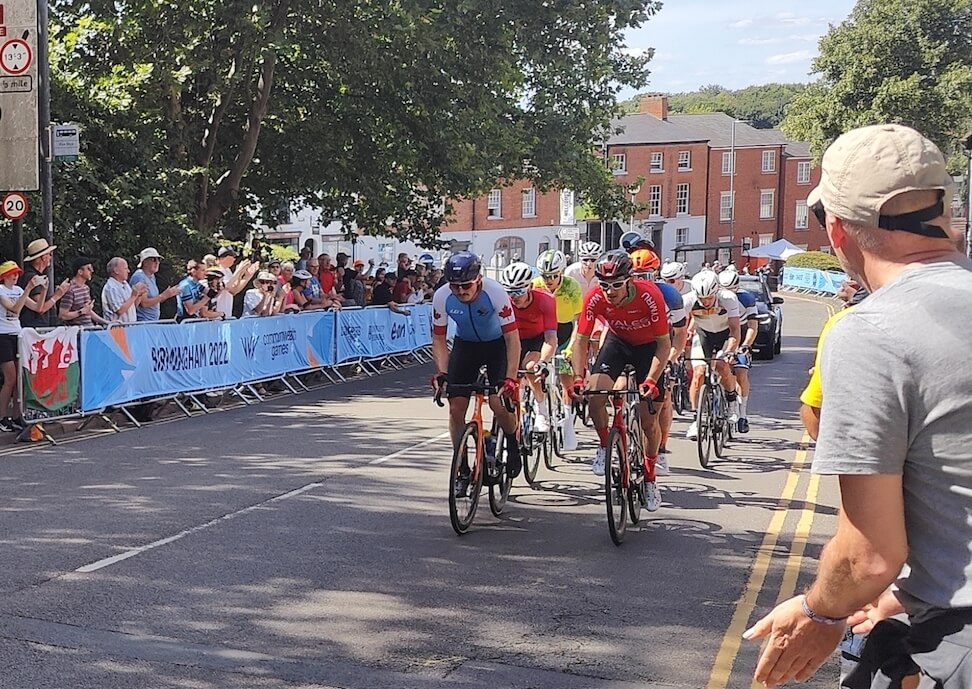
(449, 422, 484, 534)
(523, 403, 541, 486)
(713, 391, 727, 459)
(696, 384, 713, 469)
(550, 387, 566, 460)
(604, 428, 628, 545)
(489, 427, 514, 516)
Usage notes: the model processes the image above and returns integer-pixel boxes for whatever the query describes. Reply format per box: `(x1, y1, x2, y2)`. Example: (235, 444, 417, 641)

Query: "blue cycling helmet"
(444, 251, 482, 283)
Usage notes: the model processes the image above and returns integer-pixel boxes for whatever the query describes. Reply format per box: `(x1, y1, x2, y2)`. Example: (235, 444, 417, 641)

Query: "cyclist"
(683, 269, 741, 440)
(532, 249, 584, 450)
(431, 251, 523, 479)
(570, 250, 672, 512)
(499, 262, 558, 433)
(564, 241, 601, 295)
(631, 250, 688, 471)
(718, 267, 758, 433)
(659, 260, 691, 295)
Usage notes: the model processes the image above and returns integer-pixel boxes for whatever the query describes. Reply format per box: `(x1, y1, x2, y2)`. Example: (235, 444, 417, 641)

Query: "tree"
(622, 84, 807, 128)
(781, 0, 972, 166)
(30, 0, 663, 277)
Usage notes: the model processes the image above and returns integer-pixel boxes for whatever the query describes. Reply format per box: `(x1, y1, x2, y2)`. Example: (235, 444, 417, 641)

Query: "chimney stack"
(639, 94, 669, 121)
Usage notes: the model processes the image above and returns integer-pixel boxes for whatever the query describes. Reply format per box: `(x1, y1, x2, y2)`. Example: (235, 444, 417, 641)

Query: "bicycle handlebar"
(583, 388, 656, 414)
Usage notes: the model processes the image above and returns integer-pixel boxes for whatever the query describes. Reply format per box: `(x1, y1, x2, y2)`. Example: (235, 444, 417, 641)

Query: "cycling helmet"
(536, 249, 567, 274)
(444, 251, 481, 283)
(718, 268, 740, 289)
(499, 262, 534, 291)
(621, 235, 655, 253)
(594, 250, 633, 280)
(691, 270, 721, 298)
(659, 261, 686, 280)
(630, 249, 660, 275)
(578, 241, 601, 259)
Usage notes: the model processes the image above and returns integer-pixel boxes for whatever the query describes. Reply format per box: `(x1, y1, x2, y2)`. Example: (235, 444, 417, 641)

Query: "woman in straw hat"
(0, 260, 49, 432)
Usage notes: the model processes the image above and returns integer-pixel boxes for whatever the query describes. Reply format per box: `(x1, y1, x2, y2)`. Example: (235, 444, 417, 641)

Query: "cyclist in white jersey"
(659, 261, 691, 295)
(683, 270, 741, 440)
(718, 267, 759, 434)
(564, 241, 601, 296)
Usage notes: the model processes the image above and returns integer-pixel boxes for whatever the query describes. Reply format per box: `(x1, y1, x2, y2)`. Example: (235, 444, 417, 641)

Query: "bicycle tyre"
(551, 388, 567, 460)
(521, 395, 541, 486)
(713, 391, 727, 459)
(626, 404, 644, 525)
(489, 427, 513, 516)
(696, 385, 713, 469)
(449, 422, 484, 534)
(604, 428, 628, 545)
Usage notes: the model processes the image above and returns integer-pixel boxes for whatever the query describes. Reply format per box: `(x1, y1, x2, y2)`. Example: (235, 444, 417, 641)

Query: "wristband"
(800, 596, 846, 626)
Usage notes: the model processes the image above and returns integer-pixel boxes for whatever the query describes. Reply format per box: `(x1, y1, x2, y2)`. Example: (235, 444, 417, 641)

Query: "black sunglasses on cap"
(812, 194, 949, 239)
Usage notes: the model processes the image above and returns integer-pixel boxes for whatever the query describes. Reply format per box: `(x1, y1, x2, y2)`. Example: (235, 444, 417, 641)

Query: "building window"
(721, 151, 735, 176)
(611, 153, 626, 175)
(720, 191, 734, 222)
(718, 238, 731, 265)
(678, 151, 691, 171)
(487, 189, 502, 219)
(521, 188, 536, 218)
(493, 236, 525, 265)
(676, 183, 689, 215)
(762, 150, 776, 173)
(760, 190, 775, 219)
(759, 233, 774, 246)
(797, 161, 811, 185)
(648, 185, 662, 216)
(675, 227, 689, 245)
(820, 245, 832, 254)
(795, 200, 809, 230)
(650, 152, 664, 173)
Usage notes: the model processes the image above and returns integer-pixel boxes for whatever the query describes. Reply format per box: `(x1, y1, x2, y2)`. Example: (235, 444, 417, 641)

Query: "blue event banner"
(336, 304, 432, 363)
(781, 267, 848, 294)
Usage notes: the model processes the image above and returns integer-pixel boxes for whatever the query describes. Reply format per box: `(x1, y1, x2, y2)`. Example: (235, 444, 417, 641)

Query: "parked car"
(738, 276, 784, 360)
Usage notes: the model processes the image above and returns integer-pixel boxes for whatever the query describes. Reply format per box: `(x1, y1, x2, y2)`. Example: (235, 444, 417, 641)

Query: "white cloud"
(788, 33, 820, 42)
(729, 19, 754, 29)
(774, 12, 813, 26)
(766, 49, 814, 65)
(653, 51, 676, 62)
(739, 37, 783, 46)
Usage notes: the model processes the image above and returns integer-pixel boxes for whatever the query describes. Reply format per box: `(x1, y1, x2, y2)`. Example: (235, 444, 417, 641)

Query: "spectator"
(243, 271, 280, 317)
(296, 247, 311, 271)
(176, 260, 218, 321)
(277, 261, 294, 285)
(371, 271, 397, 306)
(0, 260, 46, 431)
(396, 252, 412, 279)
(344, 265, 366, 307)
(334, 252, 350, 295)
(431, 268, 446, 290)
(407, 277, 428, 304)
(393, 270, 415, 303)
(317, 254, 338, 296)
(305, 258, 325, 304)
(18, 238, 70, 328)
(746, 124, 972, 689)
(130, 247, 180, 322)
(202, 268, 227, 319)
(203, 254, 217, 269)
(102, 257, 146, 323)
(215, 247, 258, 318)
(282, 270, 313, 312)
(268, 259, 282, 278)
(59, 257, 109, 327)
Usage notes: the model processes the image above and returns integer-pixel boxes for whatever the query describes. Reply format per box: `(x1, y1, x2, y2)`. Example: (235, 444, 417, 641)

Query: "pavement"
(0, 295, 838, 689)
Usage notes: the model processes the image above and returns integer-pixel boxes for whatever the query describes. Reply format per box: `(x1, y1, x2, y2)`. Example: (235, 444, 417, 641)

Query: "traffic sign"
(53, 123, 80, 161)
(0, 37, 31, 75)
(2, 191, 28, 220)
(558, 225, 580, 241)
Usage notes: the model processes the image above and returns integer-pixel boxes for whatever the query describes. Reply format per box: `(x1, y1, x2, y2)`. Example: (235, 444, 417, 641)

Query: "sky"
(620, 0, 857, 96)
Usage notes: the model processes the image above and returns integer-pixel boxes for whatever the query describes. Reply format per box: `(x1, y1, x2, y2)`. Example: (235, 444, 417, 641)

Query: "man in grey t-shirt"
(745, 124, 972, 689)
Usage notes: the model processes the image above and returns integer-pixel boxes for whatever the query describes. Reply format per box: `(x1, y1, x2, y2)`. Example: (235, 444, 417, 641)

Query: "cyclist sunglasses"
(598, 279, 627, 290)
(541, 273, 561, 281)
(506, 287, 529, 298)
(449, 280, 477, 291)
(581, 258, 597, 263)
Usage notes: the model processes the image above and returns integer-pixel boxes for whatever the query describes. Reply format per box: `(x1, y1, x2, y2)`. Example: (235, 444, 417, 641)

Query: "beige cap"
(137, 247, 163, 266)
(808, 124, 953, 231)
(256, 271, 275, 282)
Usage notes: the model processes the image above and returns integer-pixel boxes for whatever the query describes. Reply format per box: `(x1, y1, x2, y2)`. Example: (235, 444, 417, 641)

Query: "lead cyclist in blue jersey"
(431, 252, 523, 477)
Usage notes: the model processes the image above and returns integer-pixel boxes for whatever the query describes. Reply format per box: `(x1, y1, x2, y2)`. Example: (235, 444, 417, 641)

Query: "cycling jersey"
(513, 289, 557, 340)
(736, 290, 758, 321)
(682, 290, 740, 333)
(578, 279, 669, 346)
(532, 274, 583, 324)
(656, 281, 687, 327)
(432, 277, 517, 342)
(564, 262, 598, 296)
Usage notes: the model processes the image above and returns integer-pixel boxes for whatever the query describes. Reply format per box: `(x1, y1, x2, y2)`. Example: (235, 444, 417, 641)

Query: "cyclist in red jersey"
(499, 263, 558, 432)
(570, 250, 671, 512)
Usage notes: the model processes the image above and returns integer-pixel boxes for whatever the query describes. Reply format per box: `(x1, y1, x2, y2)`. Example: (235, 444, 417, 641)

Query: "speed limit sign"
(2, 192, 29, 221)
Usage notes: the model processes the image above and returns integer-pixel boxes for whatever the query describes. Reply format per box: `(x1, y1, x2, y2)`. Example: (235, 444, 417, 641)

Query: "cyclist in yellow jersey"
(532, 249, 583, 449)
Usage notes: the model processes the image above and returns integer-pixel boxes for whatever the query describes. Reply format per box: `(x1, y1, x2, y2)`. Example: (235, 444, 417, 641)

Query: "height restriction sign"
(0, 37, 31, 75)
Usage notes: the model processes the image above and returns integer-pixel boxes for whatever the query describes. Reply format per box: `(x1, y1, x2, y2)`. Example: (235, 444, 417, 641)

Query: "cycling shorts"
(591, 331, 657, 385)
(519, 335, 545, 366)
(447, 337, 507, 399)
(556, 321, 574, 352)
(691, 328, 731, 364)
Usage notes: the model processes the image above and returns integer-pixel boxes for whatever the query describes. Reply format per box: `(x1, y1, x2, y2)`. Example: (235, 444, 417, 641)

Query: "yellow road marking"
(705, 435, 813, 689)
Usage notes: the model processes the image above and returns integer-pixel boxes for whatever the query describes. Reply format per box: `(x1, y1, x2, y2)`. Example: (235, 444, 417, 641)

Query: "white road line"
(369, 431, 450, 465)
(76, 432, 451, 573)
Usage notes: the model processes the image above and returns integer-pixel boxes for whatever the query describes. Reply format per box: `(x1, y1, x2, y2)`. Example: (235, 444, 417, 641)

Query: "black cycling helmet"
(594, 250, 633, 280)
(622, 236, 655, 254)
(444, 251, 482, 283)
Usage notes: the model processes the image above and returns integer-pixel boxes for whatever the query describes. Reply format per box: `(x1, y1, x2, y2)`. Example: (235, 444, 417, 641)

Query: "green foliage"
(786, 251, 843, 271)
(622, 83, 807, 128)
(33, 0, 663, 277)
(781, 0, 972, 167)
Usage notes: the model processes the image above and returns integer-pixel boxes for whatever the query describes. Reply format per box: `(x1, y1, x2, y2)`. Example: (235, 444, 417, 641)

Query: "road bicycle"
(547, 355, 572, 464)
(518, 367, 549, 486)
(667, 358, 690, 417)
(691, 357, 734, 469)
(583, 364, 654, 546)
(434, 370, 517, 535)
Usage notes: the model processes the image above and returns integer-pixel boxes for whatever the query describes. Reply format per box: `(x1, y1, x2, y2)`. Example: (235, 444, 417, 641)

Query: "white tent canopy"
(743, 239, 806, 261)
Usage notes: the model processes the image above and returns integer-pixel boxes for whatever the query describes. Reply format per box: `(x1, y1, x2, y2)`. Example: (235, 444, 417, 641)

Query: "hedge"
(786, 251, 843, 271)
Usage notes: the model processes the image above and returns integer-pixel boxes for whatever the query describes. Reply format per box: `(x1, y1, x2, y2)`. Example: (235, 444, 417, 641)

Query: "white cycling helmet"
(659, 261, 685, 280)
(499, 262, 534, 291)
(536, 249, 567, 274)
(718, 267, 740, 289)
(578, 241, 601, 259)
(691, 270, 721, 299)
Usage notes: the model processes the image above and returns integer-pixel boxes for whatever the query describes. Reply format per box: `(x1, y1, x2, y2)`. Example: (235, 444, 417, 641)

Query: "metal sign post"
(0, 0, 40, 197)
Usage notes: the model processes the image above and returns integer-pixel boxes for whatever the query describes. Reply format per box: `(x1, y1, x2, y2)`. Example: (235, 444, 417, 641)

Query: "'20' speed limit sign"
(2, 192, 29, 221)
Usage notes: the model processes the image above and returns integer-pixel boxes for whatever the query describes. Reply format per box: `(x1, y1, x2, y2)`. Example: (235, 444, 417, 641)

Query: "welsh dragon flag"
(19, 327, 81, 412)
